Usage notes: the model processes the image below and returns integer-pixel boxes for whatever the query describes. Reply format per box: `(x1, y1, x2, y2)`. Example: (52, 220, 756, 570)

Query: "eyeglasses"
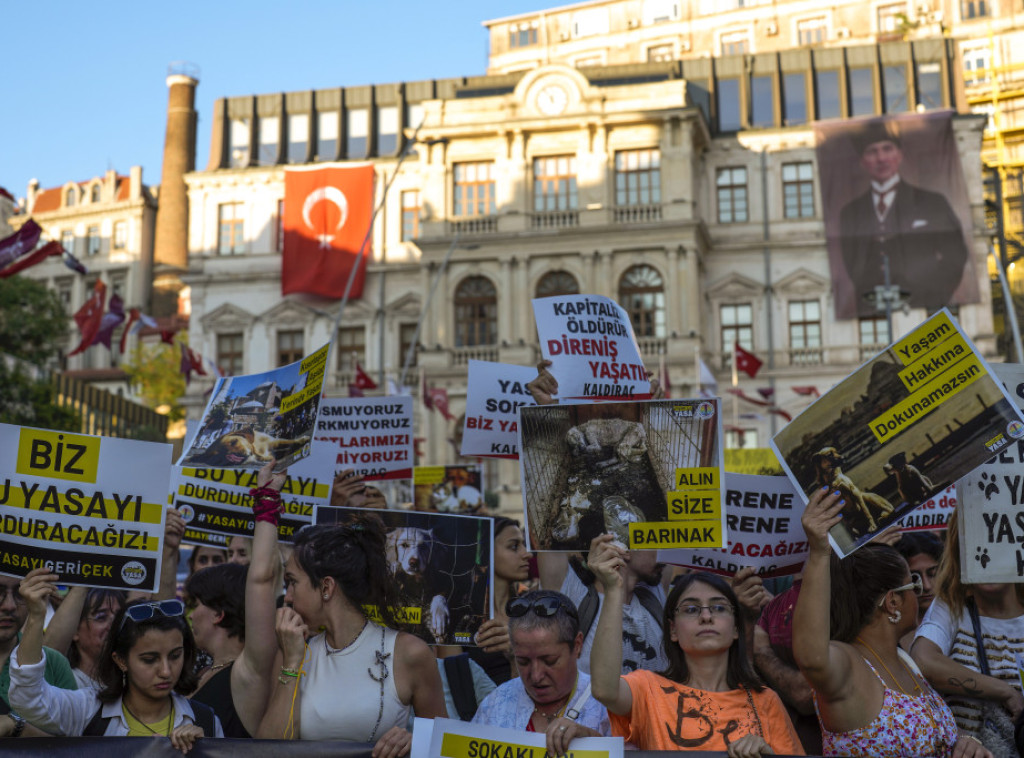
(0, 587, 25, 607)
(675, 603, 735, 619)
(506, 595, 579, 622)
(877, 576, 923, 606)
(118, 599, 185, 633)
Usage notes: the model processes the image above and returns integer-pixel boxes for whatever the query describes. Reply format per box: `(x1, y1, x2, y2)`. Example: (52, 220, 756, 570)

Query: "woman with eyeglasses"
(472, 589, 610, 757)
(794, 488, 986, 758)
(9, 569, 222, 751)
(41, 587, 126, 690)
(589, 537, 801, 756)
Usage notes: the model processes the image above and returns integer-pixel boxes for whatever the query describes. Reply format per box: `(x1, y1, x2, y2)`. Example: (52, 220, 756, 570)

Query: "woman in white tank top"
(256, 514, 446, 756)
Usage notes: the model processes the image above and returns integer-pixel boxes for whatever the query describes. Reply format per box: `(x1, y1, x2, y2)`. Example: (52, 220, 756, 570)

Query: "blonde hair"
(935, 510, 968, 617)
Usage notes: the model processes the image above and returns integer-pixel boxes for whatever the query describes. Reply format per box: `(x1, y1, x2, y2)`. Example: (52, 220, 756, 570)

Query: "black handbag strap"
(966, 596, 992, 677)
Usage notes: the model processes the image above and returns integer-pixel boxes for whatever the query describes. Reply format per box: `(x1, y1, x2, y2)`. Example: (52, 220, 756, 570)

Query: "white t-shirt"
(561, 568, 668, 676)
(914, 598, 1024, 737)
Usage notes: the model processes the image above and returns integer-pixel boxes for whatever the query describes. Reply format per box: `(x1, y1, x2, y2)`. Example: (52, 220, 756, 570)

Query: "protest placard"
(772, 310, 1024, 558)
(314, 396, 414, 480)
(532, 294, 651, 400)
(725, 448, 784, 475)
(314, 507, 493, 646)
(520, 398, 724, 551)
(460, 360, 536, 458)
(898, 484, 955, 531)
(413, 465, 485, 514)
(171, 442, 333, 547)
(178, 344, 329, 471)
(658, 474, 808, 577)
(0, 423, 170, 591)
(422, 717, 624, 758)
(957, 362, 1024, 582)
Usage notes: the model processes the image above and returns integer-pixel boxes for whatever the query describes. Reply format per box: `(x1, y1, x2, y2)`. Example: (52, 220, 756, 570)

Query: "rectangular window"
(288, 113, 309, 163)
(534, 156, 578, 211)
(716, 167, 749, 223)
(377, 106, 399, 155)
(643, 0, 681, 24)
(229, 118, 250, 169)
(509, 23, 538, 47)
(86, 226, 101, 256)
(217, 333, 244, 376)
(277, 330, 304, 367)
(217, 203, 245, 255)
(720, 303, 754, 356)
(961, 0, 988, 18)
(859, 315, 891, 346)
(797, 17, 826, 45)
(276, 199, 284, 252)
(399, 323, 418, 369)
(347, 109, 368, 158)
(815, 69, 842, 120)
(883, 65, 909, 112)
(963, 47, 990, 84)
(725, 428, 759, 449)
(718, 78, 742, 131)
(113, 221, 127, 250)
(615, 149, 661, 207)
(877, 3, 906, 33)
(55, 277, 73, 309)
(783, 72, 807, 126)
(317, 111, 338, 160)
(61, 229, 75, 255)
(258, 116, 279, 166)
(406, 103, 425, 131)
(916, 62, 944, 109)
(721, 30, 750, 56)
(782, 162, 815, 219)
(849, 67, 875, 117)
(453, 162, 496, 217)
(647, 43, 674, 63)
(789, 299, 822, 363)
(572, 8, 609, 38)
(750, 74, 774, 128)
(109, 271, 127, 299)
(336, 326, 366, 372)
(401, 190, 420, 241)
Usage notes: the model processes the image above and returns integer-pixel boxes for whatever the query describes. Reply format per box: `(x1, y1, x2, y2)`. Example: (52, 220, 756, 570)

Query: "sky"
(0, 1, 546, 201)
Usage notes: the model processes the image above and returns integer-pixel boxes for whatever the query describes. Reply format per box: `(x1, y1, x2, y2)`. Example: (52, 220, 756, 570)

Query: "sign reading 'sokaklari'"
(0, 423, 170, 591)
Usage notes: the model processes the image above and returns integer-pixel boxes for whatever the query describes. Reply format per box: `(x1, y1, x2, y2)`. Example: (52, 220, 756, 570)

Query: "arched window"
(454, 276, 497, 347)
(90, 184, 101, 203)
(65, 187, 77, 207)
(619, 264, 665, 338)
(535, 271, 580, 298)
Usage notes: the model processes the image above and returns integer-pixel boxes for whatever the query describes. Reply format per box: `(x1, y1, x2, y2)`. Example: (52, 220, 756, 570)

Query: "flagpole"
(693, 345, 700, 395)
(731, 345, 738, 433)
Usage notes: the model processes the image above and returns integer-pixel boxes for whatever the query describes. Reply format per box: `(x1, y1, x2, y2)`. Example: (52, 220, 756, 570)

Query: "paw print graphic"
(978, 472, 1000, 501)
(975, 546, 991, 569)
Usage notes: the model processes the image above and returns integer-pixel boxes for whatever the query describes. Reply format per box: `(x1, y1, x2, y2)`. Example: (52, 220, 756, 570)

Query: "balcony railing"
(448, 217, 498, 235)
(714, 343, 894, 372)
(530, 210, 579, 229)
(613, 204, 662, 224)
(451, 345, 500, 365)
(635, 337, 668, 358)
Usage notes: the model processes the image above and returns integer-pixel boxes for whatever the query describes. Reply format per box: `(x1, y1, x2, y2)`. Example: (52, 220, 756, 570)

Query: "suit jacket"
(839, 181, 968, 316)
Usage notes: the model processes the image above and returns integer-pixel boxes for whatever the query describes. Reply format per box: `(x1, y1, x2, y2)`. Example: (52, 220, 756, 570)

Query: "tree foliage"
(122, 341, 186, 421)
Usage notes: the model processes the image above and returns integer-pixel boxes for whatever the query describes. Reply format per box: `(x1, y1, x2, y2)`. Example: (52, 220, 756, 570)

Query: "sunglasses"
(877, 576, 924, 607)
(118, 599, 186, 633)
(506, 595, 579, 621)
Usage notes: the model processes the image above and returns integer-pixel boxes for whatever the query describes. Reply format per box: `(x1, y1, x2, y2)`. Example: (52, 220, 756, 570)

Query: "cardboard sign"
(171, 442, 333, 547)
(422, 717, 623, 758)
(659, 474, 808, 577)
(532, 294, 651, 400)
(413, 465, 485, 514)
(460, 360, 536, 459)
(315, 396, 414, 480)
(724, 448, 784, 476)
(898, 484, 955, 531)
(179, 344, 329, 471)
(772, 311, 1024, 558)
(0, 423, 170, 591)
(314, 507, 493, 646)
(520, 399, 724, 551)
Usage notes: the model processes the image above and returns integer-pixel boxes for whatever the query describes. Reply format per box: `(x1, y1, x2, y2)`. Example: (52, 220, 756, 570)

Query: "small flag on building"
(734, 343, 763, 379)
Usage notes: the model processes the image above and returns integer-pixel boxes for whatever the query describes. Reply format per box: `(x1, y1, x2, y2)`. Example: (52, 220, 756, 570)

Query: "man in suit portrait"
(839, 120, 969, 316)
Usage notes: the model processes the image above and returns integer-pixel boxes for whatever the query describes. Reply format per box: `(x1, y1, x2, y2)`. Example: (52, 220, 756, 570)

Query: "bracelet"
(966, 735, 985, 746)
(279, 667, 299, 677)
(9, 712, 25, 738)
(250, 487, 284, 526)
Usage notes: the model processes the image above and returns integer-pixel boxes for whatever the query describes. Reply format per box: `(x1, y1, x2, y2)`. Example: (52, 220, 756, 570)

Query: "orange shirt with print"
(609, 669, 805, 753)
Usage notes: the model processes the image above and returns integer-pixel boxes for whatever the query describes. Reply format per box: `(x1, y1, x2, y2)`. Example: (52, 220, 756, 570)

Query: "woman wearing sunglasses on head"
(589, 534, 801, 757)
(472, 589, 610, 757)
(9, 570, 222, 752)
(794, 489, 988, 758)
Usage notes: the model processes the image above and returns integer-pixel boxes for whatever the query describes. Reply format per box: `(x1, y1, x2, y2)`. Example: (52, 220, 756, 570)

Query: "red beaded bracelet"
(250, 486, 284, 526)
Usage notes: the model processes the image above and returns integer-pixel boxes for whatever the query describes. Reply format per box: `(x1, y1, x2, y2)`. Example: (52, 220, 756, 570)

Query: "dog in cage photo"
(519, 399, 722, 551)
(314, 506, 493, 645)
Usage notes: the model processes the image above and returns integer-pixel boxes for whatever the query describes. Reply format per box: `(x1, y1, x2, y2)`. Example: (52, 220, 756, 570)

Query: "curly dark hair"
(96, 599, 199, 703)
(292, 513, 398, 628)
(661, 572, 763, 691)
(185, 562, 247, 641)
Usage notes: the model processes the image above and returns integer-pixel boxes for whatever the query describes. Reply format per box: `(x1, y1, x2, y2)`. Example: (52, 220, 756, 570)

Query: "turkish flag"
(282, 165, 375, 299)
(68, 280, 107, 356)
(734, 343, 763, 379)
(353, 362, 378, 390)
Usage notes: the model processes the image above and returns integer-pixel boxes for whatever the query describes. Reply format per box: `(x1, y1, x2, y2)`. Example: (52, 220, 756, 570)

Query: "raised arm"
(151, 508, 186, 601)
(41, 586, 88, 657)
(233, 460, 287, 735)
(792, 488, 853, 701)
(587, 535, 634, 716)
(254, 607, 308, 739)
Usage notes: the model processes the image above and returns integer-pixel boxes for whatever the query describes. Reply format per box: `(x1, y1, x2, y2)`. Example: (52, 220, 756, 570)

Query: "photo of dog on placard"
(314, 507, 493, 646)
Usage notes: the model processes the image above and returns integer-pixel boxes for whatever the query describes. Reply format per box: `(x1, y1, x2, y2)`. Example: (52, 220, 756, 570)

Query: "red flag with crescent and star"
(282, 165, 375, 299)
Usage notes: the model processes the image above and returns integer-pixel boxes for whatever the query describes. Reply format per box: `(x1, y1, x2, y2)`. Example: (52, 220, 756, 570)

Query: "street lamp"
(863, 255, 910, 342)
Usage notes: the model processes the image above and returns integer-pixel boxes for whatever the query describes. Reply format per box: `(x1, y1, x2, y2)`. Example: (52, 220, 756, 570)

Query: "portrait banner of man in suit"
(815, 111, 979, 319)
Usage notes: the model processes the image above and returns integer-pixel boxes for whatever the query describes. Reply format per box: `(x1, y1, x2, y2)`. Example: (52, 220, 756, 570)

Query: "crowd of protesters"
(0, 365, 1022, 758)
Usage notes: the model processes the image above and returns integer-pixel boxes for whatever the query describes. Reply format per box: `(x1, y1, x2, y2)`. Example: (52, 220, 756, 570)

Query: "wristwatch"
(9, 712, 25, 738)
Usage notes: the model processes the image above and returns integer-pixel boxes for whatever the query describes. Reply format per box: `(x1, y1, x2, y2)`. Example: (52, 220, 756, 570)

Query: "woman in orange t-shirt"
(588, 534, 803, 757)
